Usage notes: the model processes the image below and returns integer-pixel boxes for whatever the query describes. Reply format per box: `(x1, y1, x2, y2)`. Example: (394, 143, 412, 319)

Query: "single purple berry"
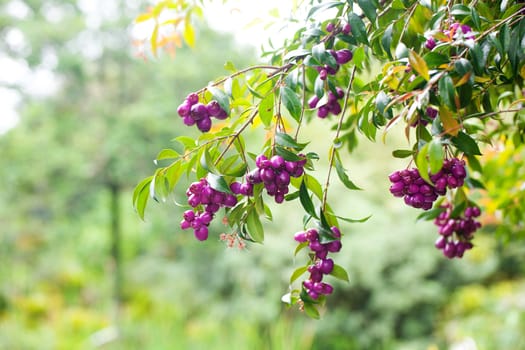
(180, 219, 191, 230)
(177, 101, 191, 117)
(335, 49, 353, 64)
(223, 194, 238, 207)
(183, 116, 196, 126)
(425, 37, 436, 50)
(342, 23, 351, 35)
(197, 116, 212, 132)
(194, 226, 209, 241)
(186, 93, 199, 105)
(206, 100, 222, 117)
(230, 181, 242, 194)
(183, 210, 195, 222)
(326, 22, 335, 32)
(294, 231, 308, 243)
(270, 155, 285, 170)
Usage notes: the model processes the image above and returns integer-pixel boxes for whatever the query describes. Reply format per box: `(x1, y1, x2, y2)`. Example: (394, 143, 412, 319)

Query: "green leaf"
(307, 1, 344, 19)
(155, 148, 179, 161)
(416, 143, 431, 183)
(280, 86, 302, 122)
(275, 132, 308, 150)
(206, 173, 233, 194)
(451, 131, 482, 156)
(275, 146, 303, 161)
(330, 264, 349, 282)
(423, 52, 449, 69)
(409, 50, 430, 81)
(381, 24, 393, 59)
(348, 13, 369, 45)
(133, 176, 153, 220)
(208, 86, 230, 112)
(259, 93, 274, 127)
(303, 302, 321, 319)
(294, 241, 308, 256)
(290, 266, 309, 284)
(304, 174, 324, 200)
(336, 214, 371, 223)
(438, 74, 456, 111)
(392, 149, 414, 158)
(417, 206, 445, 221)
(299, 180, 318, 219)
(428, 139, 444, 174)
(174, 135, 197, 150)
(357, 0, 377, 22)
(200, 148, 219, 174)
(334, 152, 361, 190)
(246, 209, 264, 243)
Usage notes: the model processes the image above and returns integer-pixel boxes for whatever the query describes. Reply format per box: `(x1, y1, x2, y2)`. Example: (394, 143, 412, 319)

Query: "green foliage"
(134, 0, 525, 317)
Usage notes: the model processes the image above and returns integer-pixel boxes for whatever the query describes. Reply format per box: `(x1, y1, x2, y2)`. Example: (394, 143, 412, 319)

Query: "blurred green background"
(1, 1, 525, 349)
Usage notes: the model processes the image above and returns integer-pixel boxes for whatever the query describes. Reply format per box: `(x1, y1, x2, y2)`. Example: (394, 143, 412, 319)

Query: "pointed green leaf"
(357, 0, 377, 22)
(299, 180, 318, 219)
(280, 86, 302, 122)
(206, 173, 233, 194)
(334, 153, 362, 190)
(451, 131, 482, 156)
(259, 93, 274, 127)
(246, 209, 264, 243)
(428, 139, 444, 174)
(275, 132, 308, 150)
(348, 13, 369, 45)
(290, 266, 309, 284)
(330, 264, 349, 282)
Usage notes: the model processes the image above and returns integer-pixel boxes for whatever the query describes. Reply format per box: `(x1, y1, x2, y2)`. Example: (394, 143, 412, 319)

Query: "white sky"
(0, 0, 296, 134)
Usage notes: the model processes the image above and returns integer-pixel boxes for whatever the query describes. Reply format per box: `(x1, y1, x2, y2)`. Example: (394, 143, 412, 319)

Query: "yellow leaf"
(455, 72, 472, 87)
(520, 64, 525, 80)
(183, 21, 195, 48)
(439, 105, 460, 136)
(150, 25, 159, 56)
(409, 50, 430, 81)
(135, 12, 153, 23)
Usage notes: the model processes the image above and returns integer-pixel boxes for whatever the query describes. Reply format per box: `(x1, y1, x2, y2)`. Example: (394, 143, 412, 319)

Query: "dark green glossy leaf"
(438, 73, 456, 110)
(300, 180, 318, 219)
(416, 206, 445, 221)
(451, 131, 482, 156)
(348, 13, 369, 45)
(275, 132, 308, 150)
(392, 149, 414, 158)
(358, 0, 377, 22)
(381, 24, 393, 59)
(275, 146, 303, 161)
(280, 86, 302, 122)
(207, 173, 233, 194)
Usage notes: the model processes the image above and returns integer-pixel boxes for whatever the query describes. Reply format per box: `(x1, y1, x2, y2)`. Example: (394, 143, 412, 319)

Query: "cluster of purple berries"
(411, 106, 438, 127)
(434, 204, 481, 258)
(294, 226, 343, 300)
(177, 93, 229, 132)
(315, 49, 353, 81)
(326, 21, 351, 35)
(234, 154, 306, 204)
(425, 22, 475, 50)
(389, 158, 467, 210)
(180, 178, 238, 241)
(308, 87, 345, 118)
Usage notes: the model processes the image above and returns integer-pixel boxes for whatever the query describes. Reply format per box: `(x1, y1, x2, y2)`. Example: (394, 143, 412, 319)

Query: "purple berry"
(197, 116, 212, 132)
(180, 219, 191, 230)
(186, 93, 199, 105)
(270, 155, 285, 170)
(308, 95, 320, 108)
(194, 226, 209, 241)
(335, 49, 353, 64)
(177, 101, 191, 117)
(190, 103, 208, 121)
(294, 231, 308, 243)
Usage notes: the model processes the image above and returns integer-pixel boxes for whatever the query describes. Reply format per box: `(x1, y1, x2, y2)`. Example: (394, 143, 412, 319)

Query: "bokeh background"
(1, 1, 525, 349)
